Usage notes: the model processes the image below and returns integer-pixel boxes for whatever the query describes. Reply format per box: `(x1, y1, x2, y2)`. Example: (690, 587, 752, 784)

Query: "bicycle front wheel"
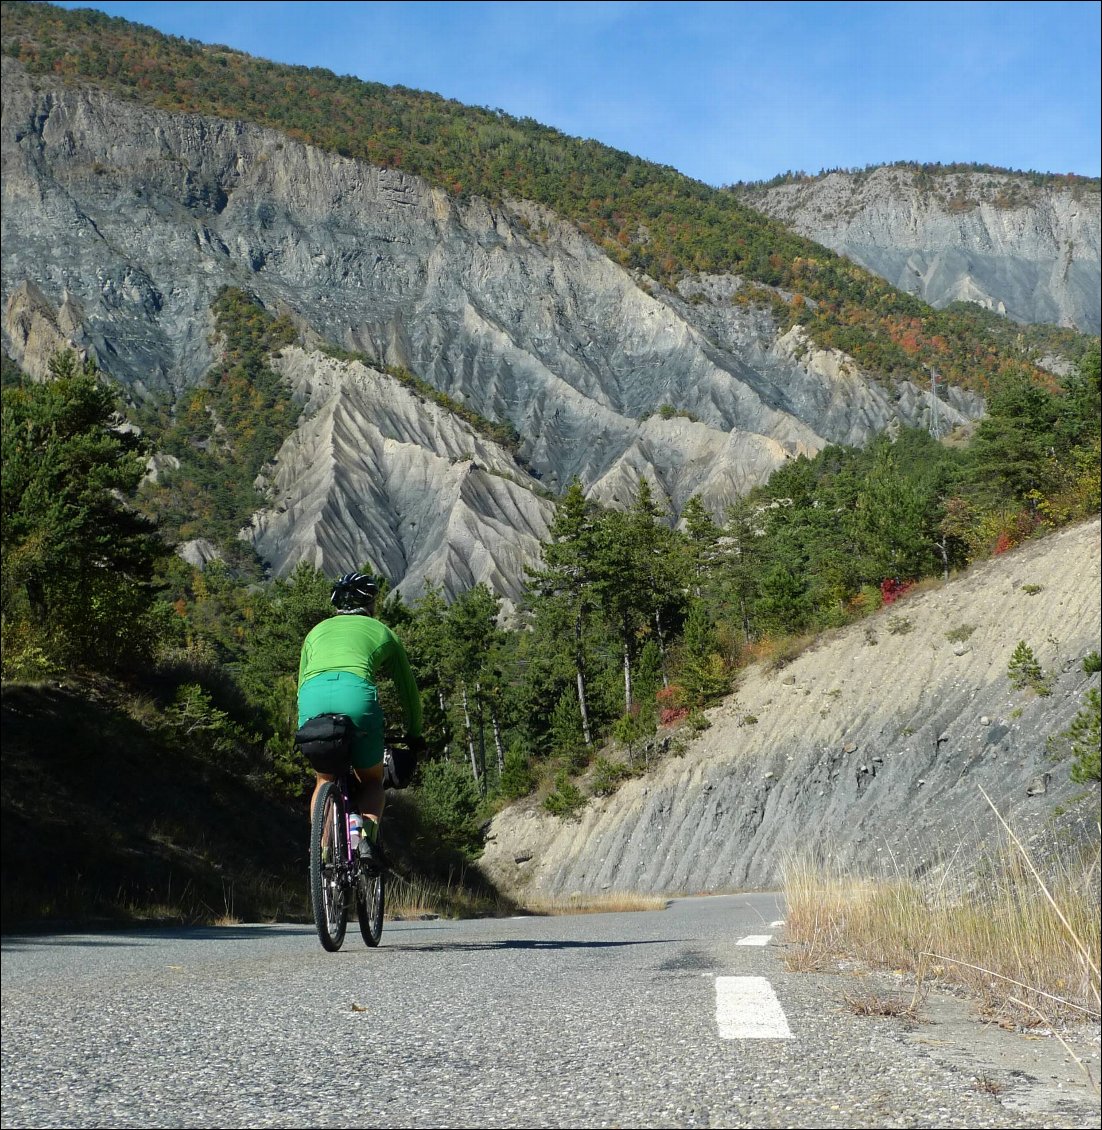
(309, 781, 349, 952)
(357, 863, 385, 947)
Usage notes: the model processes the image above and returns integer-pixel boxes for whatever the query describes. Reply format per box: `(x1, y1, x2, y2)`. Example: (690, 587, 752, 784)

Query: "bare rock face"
(1, 59, 986, 596)
(3, 281, 92, 379)
(247, 348, 554, 609)
(479, 517, 1102, 896)
(738, 166, 1101, 333)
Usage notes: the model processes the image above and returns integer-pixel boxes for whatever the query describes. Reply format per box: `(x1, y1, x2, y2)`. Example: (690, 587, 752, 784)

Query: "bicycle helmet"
(331, 571, 378, 613)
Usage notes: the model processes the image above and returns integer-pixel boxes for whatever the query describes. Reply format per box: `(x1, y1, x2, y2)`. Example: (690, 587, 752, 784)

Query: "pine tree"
(1, 352, 164, 672)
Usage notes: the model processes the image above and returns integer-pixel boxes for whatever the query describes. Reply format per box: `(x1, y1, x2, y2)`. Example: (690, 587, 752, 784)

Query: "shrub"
(500, 745, 536, 799)
(1083, 651, 1101, 675)
(414, 758, 483, 851)
(656, 685, 689, 726)
(1065, 689, 1101, 784)
(1007, 640, 1047, 693)
(880, 578, 914, 605)
(591, 757, 632, 797)
(543, 771, 585, 818)
(162, 683, 261, 771)
(0, 620, 59, 681)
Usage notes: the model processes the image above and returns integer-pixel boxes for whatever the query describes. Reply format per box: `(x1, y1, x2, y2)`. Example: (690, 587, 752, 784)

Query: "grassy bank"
(782, 813, 1101, 1026)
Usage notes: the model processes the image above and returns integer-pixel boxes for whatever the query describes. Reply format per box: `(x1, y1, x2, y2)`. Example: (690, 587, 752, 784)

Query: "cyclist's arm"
(384, 632, 423, 738)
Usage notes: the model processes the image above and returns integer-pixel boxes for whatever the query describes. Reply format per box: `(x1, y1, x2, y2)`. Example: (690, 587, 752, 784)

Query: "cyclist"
(298, 572, 423, 861)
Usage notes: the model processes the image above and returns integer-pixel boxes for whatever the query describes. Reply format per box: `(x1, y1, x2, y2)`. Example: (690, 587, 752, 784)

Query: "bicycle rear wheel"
(309, 781, 349, 952)
(356, 861, 385, 947)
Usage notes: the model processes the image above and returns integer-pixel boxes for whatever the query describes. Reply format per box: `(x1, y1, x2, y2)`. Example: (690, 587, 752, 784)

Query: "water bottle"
(348, 813, 363, 851)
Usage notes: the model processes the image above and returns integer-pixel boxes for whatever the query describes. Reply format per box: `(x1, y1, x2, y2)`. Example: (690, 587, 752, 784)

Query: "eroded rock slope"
(2, 58, 988, 596)
(739, 166, 1101, 333)
(480, 518, 1102, 896)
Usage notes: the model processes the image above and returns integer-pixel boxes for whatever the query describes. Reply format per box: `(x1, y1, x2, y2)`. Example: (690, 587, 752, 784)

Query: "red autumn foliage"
(656, 685, 689, 727)
(880, 578, 914, 605)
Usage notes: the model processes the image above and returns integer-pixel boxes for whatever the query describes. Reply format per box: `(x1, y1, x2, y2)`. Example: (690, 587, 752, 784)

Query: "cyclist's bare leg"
(353, 762, 386, 838)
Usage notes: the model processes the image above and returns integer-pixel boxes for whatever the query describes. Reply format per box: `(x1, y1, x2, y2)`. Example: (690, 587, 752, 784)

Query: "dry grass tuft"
(781, 815, 1101, 1027)
(385, 871, 514, 921)
(519, 892, 670, 916)
(842, 989, 921, 1021)
(973, 1073, 1004, 1095)
(383, 876, 668, 921)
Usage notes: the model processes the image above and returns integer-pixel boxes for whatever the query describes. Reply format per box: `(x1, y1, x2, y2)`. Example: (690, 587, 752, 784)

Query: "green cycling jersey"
(298, 613, 422, 737)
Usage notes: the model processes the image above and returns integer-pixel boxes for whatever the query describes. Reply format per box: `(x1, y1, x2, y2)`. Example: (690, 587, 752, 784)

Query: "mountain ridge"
(0, 4, 1097, 605)
(0, 51, 990, 600)
(736, 165, 1100, 334)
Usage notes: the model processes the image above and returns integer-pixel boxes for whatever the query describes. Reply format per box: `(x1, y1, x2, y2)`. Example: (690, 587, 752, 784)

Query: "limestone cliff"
(738, 167, 1101, 334)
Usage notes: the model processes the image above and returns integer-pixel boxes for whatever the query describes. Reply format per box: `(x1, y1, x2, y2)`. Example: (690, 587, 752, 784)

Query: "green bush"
(413, 758, 483, 852)
(1007, 640, 1048, 694)
(687, 710, 711, 732)
(1066, 689, 1101, 784)
(591, 757, 633, 797)
(161, 683, 261, 772)
(500, 745, 536, 799)
(543, 771, 585, 818)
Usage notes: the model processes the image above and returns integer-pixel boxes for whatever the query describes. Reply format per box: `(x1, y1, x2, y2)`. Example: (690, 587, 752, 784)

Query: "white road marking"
(770, 919, 785, 927)
(716, 976, 793, 1039)
(736, 934, 772, 946)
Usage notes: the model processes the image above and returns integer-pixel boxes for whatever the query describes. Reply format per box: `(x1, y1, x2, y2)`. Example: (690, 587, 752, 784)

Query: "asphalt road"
(2, 895, 1097, 1129)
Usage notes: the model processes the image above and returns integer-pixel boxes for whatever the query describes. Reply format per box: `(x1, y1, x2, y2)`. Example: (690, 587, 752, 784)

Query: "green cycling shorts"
(297, 671, 384, 770)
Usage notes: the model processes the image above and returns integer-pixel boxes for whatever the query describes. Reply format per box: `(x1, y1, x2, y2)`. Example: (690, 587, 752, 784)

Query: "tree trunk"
(460, 682, 479, 789)
(935, 537, 949, 582)
(475, 682, 487, 792)
(491, 710, 505, 778)
(654, 607, 670, 688)
(576, 668, 592, 746)
(622, 634, 633, 713)
(437, 687, 451, 757)
(574, 611, 592, 745)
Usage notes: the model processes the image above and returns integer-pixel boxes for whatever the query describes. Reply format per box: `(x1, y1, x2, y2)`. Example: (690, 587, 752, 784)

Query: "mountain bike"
(309, 767, 385, 952)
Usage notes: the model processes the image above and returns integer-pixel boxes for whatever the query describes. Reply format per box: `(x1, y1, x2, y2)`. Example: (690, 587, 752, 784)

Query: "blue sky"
(52, 1, 1101, 184)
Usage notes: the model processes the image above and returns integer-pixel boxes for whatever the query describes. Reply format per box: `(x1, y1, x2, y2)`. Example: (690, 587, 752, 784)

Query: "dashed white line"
(735, 934, 772, 946)
(715, 976, 793, 1039)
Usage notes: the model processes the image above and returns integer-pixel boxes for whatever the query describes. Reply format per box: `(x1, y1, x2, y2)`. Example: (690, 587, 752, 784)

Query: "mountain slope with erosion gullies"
(1, 56, 987, 598)
(246, 348, 554, 609)
(737, 166, 1101, 335)
(479, 518, 1102, 897)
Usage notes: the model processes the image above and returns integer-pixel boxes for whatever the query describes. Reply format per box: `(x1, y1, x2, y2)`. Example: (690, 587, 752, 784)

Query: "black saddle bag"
(295, 713, 355, 774)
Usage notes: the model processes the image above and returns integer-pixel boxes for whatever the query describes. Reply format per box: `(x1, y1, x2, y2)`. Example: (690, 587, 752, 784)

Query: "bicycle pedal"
(357, 838, 386, 872)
